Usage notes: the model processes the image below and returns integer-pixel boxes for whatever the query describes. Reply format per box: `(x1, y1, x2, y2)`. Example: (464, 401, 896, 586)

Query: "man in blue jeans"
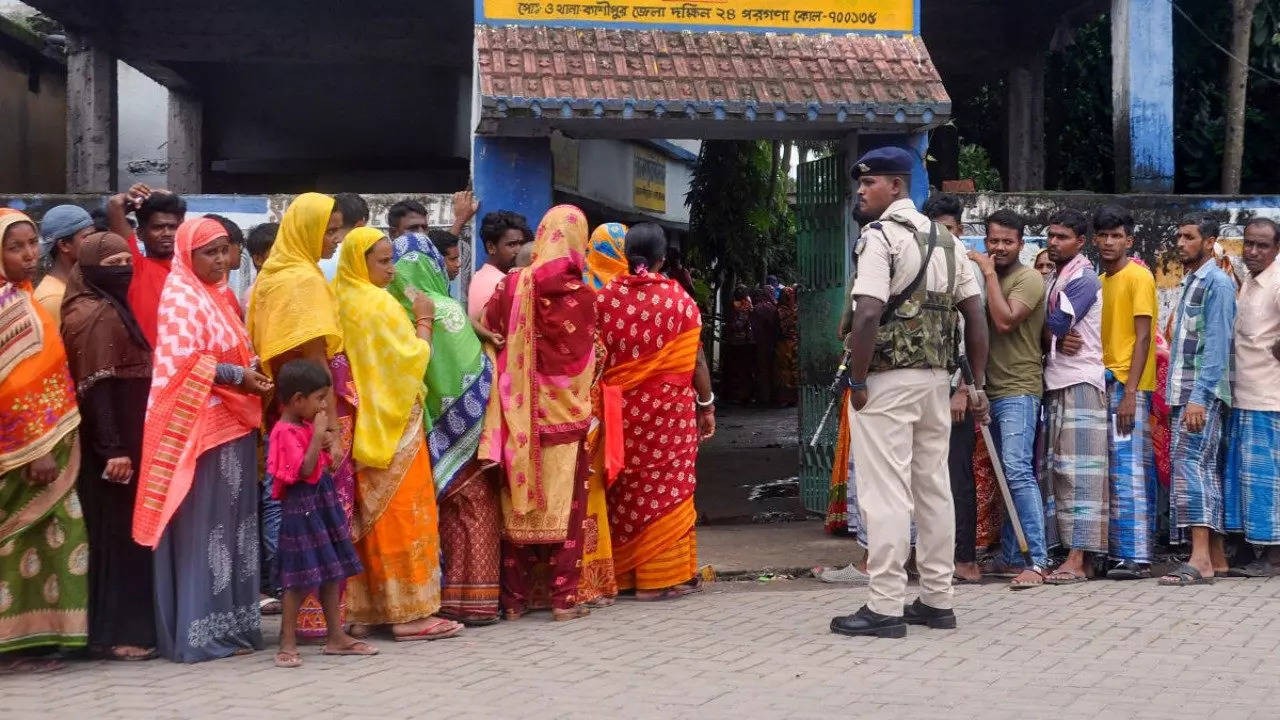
(968, 210, 1049, 588)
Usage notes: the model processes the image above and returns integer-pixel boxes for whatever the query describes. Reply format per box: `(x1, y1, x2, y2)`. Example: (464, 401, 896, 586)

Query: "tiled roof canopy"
(476, 25, 950, 130)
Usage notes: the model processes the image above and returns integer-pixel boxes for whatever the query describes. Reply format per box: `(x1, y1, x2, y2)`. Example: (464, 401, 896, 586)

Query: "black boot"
(902, 598, 957, 629)
(829, 605, 906, 638)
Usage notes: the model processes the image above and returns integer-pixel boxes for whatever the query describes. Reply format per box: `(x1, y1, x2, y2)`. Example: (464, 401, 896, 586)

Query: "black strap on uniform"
(878, 220, 938, 325)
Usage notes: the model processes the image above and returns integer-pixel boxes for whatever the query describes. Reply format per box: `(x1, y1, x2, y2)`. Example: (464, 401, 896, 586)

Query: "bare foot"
(953, 562, 981, 583)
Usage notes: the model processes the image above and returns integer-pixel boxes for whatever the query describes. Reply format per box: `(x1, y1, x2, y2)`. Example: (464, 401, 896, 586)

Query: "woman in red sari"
(596, 223, 715, 600)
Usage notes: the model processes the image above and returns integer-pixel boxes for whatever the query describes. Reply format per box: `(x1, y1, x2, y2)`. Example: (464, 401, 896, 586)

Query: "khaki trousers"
(847, 368, 955, 616)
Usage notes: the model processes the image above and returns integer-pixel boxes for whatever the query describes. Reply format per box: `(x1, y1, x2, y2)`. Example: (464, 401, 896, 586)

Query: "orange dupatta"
(0, 213, 79, 476)
(601, 327, 700, 483)
(133, 218, 262, 547)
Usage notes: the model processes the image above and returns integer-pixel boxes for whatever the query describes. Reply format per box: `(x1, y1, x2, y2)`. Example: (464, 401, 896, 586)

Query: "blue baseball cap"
(852, 147, 916, 178)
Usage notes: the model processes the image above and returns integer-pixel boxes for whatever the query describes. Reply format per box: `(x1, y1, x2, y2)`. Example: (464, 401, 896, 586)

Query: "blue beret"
(852, 147, 916, 178)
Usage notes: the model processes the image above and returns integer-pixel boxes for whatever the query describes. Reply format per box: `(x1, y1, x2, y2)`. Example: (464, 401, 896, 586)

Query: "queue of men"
(831, 146, 1280, 639)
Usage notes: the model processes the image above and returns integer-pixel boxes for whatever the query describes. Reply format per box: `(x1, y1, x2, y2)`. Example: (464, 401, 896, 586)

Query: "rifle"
(807, 350, 852, 448)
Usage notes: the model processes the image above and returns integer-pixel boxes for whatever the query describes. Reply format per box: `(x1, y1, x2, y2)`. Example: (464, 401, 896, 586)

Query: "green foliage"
(958, 143, 1003, 191)
(1171, 0, 1280, 192)
(1044, 15, 1115, 191)
(684, 140, 798, 296)
(953, 2, 1280, 193)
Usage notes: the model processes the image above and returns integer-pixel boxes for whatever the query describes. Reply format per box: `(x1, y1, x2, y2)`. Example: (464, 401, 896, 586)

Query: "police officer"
(830, 147, 989, 639)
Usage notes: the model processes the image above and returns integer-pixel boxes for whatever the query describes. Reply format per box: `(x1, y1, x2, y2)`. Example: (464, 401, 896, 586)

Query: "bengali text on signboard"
(481, 0, 915, 33)
(633, 148, 667, 214)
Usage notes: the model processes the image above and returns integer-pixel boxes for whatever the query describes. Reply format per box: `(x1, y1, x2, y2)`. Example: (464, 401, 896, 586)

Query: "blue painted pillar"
(1111, 0, 1175, 193)
(853, 131, 930, 208)
(471, 136, 554, 268)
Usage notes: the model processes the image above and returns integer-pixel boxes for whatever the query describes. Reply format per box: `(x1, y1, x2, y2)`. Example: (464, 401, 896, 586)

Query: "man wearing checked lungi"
(1159, 215, 1237, 586)
(1095, 206, 1160, 581)
(1225, 218, 1280, 577)
(1041, 209, 1110, 585)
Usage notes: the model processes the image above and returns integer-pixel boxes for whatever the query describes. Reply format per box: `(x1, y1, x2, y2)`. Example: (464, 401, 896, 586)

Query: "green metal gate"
(796, 154, 849, 515)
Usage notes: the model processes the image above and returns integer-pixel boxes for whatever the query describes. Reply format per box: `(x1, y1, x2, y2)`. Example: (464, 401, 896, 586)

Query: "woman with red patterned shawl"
(596, 223, 715, 600)
(480, 205, 597, 621)
(135, 217, 271, 662)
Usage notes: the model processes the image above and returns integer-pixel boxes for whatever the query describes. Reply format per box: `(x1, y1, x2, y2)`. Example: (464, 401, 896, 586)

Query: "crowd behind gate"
(821, 194, 1280, 592)
(0, 188, 714, 670)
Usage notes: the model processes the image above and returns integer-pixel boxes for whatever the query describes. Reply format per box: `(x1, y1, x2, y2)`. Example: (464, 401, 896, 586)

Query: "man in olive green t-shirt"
(968, 209, 1049, 588)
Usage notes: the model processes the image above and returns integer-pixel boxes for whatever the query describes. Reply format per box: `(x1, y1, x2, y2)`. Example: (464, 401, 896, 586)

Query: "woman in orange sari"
(481, 205, 596, 621)
(596, 223, 715, 600)
(334, 227, 461, 641)
(0, 213, 87, 666)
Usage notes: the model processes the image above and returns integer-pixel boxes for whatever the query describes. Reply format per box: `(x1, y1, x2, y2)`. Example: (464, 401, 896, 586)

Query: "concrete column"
(854, 132, 931, 209)
(1111, 0, 1174, 193)
(65, 34, 117, 192)
(1005, 54, 1045, 191)
(167, 90, 202, 193)
(470, 136, 553, 268)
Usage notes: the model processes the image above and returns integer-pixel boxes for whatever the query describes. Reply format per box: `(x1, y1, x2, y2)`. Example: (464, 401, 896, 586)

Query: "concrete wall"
(0, 35, 65, 192)
(962, 192, 1280, 323)
(560, 139, 695, 226)
(117, 62, 167, 187)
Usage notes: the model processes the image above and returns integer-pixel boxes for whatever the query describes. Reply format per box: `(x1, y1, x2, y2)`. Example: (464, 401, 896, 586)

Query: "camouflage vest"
(860, 216, 959, 373)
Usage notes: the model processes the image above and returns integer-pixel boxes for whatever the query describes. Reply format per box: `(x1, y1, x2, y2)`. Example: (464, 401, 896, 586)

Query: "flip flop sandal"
(109, 647, 158, 662)
(1158, 563, 1214, 586)
(1009, 567, 1047, 591)
(951, 575, 981, 585)
(394, 619, 462, 641)
(1236, 560, 1280, 578)
(1106, 561, 1151, 580)
(323, 640, 379, 656)
(1044, 570, 1088, 586)
(552, 606, 591, 621)
(633, 587, 687, 602)
(274, 650, 303, 669)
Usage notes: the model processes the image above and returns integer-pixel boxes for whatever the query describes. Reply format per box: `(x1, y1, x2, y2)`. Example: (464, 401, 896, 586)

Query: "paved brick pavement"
(5, 577, 1280, 720)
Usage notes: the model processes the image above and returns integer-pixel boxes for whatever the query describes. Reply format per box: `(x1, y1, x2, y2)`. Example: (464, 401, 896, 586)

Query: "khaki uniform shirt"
(851, 198, 981, 310)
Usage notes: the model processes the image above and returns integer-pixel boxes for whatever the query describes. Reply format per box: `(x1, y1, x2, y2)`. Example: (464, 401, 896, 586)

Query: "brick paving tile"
(5, 577, 1280, 719)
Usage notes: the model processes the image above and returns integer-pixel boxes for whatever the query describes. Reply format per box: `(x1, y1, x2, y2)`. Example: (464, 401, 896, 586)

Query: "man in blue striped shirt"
(1159, 215, 1237, 587)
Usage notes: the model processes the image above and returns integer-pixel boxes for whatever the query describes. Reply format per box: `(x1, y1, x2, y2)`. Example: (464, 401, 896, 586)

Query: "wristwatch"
(847, 378, 867, 392)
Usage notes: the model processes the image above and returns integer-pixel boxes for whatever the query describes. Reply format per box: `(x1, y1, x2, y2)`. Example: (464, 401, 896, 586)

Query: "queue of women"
(0, 195, 714, 670)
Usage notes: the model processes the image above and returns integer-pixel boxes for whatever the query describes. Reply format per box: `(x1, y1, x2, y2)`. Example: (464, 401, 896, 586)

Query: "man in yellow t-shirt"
(1095, 205, 1157, 580)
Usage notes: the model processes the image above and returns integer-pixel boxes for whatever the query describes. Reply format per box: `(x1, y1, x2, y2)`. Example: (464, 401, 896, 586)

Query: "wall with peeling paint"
(960, 192, 1280, 324)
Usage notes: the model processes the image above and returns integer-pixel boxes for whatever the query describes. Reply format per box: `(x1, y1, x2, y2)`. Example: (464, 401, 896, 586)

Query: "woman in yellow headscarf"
(245, 193, 356, 640)
(334, 227, 461, 641)
(576, 222, 629, 608)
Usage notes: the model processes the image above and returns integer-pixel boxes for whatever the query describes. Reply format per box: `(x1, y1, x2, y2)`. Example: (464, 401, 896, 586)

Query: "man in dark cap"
(829, 146, 989, 639)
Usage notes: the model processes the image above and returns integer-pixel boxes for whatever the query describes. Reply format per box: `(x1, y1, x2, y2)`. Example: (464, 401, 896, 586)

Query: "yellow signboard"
(633, 147, 667, 214)
(481, 0, 915, 33)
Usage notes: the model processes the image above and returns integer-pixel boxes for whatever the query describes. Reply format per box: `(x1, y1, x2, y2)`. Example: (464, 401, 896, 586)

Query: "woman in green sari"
(0, 212, 88, 668)
(387, 230, 500, 625)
